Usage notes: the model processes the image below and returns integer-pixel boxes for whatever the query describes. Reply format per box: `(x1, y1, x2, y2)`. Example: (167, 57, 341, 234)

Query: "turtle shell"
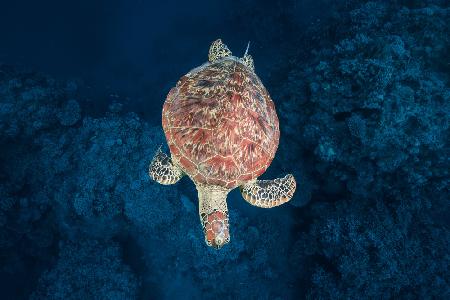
(162, 58, 279, 189)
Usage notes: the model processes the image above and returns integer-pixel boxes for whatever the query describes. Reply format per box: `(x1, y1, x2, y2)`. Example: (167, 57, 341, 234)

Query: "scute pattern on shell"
(162, 58, 279, 189)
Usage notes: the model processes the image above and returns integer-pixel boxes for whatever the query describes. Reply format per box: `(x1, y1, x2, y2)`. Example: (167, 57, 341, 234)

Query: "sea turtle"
(149, 39, 296, 249)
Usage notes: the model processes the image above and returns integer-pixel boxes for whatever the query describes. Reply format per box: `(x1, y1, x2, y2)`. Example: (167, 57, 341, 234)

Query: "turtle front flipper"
(240, 174, 296, 208)
(149, 147, 184, 185)
(208, 39, 232, 63)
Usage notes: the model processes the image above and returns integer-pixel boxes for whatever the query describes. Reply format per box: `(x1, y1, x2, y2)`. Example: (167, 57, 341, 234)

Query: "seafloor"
(0, 0, 448, 299)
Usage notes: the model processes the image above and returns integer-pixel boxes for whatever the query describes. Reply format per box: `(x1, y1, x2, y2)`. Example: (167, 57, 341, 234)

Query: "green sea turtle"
(149, 39, 296, 249)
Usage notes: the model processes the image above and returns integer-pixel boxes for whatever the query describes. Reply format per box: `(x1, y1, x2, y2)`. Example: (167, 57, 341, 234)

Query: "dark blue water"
(0, 0, 448, 299)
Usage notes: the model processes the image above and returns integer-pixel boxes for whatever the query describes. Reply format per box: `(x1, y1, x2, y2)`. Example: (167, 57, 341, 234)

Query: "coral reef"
(0, 0, 448, 299)
(0, 64, 294, 299)
(277, 1, 449, 297)
(31, 240, 139, 300)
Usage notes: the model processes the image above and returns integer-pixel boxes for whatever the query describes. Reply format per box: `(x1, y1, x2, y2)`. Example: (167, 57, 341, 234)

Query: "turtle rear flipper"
(240, 174, 296, 208)
(241, 41, 255, 71)
(149, 147, 184, 185)
(208, 39, 232, 63)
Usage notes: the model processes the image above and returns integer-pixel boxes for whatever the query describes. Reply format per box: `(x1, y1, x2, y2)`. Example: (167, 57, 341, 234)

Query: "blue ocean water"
(0, 0, 448, 299)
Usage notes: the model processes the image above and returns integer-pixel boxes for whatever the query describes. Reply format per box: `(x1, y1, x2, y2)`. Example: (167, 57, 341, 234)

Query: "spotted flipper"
(149, 147, 184, 185)
(241, 41, 254, 71)
(241, 54, 254, 71)
(208, 39, 232, 63)
(240, 174, 296, 208)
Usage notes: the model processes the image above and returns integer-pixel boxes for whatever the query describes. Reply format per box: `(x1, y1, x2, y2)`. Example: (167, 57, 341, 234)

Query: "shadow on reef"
(0, 0, 449, 299)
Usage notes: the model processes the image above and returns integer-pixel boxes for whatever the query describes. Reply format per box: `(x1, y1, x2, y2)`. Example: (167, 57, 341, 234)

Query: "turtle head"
(197, 184, 231, 249)
(202, 210, 230, 249)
